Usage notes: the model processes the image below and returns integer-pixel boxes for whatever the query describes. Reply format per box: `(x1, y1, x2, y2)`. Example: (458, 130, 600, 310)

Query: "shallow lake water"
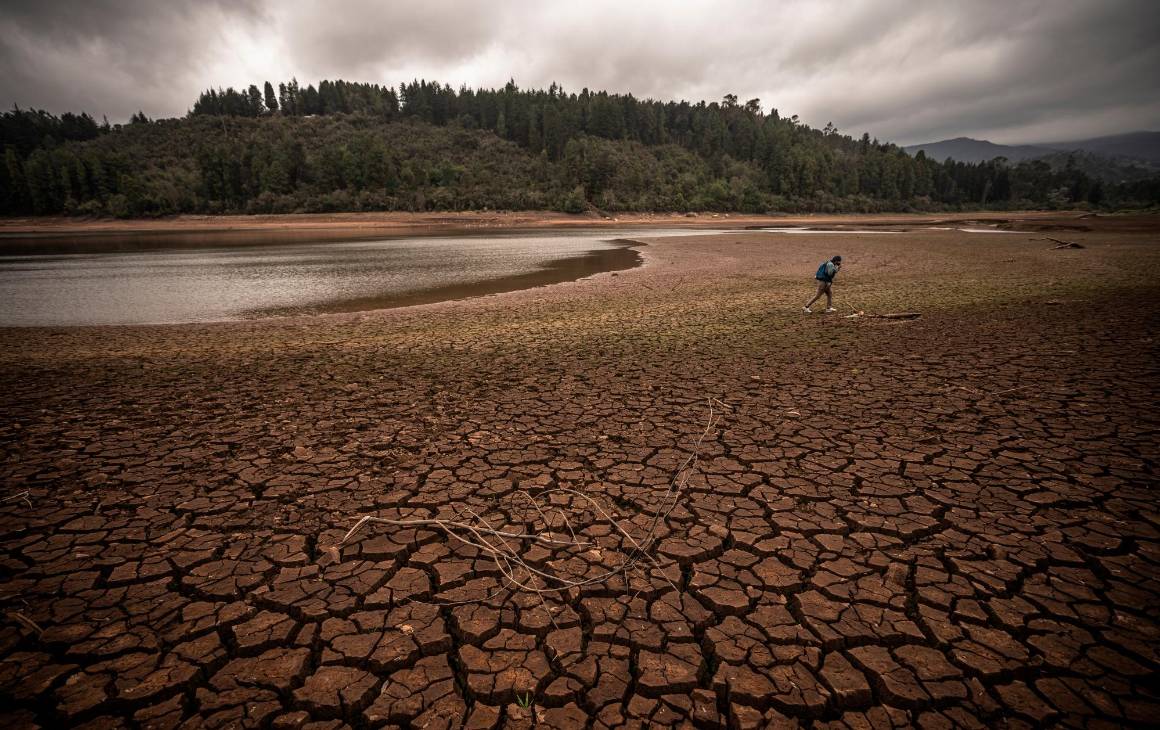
(758, 226, 1016, 235)
(0, 229, 700, 327)
(756, 227, 904, 234)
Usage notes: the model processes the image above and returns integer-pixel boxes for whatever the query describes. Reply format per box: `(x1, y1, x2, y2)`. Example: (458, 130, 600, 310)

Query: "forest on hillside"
(2, 78, 1158, 218)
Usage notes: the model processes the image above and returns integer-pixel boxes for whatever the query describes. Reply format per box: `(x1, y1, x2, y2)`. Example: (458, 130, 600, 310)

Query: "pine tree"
(3, 149, 26, 211)
(278, 83, 292, 115)
(542, 105, 563, 160)
(247, 85, 264, 116)
(286, 78, 301, 115)
(264, 81, 279, 113)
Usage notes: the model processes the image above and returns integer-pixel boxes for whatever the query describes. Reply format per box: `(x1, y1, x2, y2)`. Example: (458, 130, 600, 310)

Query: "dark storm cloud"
(2, 0, 1157, 144)
(0, 0, 268, 119)
(816, 0, 1160, 143)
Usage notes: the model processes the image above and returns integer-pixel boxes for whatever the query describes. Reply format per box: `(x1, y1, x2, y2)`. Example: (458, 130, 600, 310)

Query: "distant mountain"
(904, 131, 1160, 168)
(902, 137, 1050, 164)
(1032, 149, 1160, 184)
(1050, 131, 1160, 165)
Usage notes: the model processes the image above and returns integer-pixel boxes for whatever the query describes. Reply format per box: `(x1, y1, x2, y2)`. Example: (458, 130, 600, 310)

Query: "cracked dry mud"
(1, 219, 1158, 728)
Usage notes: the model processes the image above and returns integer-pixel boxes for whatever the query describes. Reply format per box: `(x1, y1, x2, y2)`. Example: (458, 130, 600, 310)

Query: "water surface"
(0, 230, 669, 327)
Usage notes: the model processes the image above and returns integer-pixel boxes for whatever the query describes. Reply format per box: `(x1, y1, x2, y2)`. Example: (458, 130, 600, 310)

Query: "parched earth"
(1, 218, 1158, 728)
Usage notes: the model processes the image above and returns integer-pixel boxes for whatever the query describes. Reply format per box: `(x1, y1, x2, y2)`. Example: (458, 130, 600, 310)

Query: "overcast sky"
(2, 0, 1157, 145)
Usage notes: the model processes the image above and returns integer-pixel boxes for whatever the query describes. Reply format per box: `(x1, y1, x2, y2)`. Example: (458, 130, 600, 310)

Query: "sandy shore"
(1, 215, 1158, 726)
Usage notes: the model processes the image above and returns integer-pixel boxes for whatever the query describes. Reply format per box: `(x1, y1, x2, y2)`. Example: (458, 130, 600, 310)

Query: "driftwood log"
(1044, 236, 1085, 249)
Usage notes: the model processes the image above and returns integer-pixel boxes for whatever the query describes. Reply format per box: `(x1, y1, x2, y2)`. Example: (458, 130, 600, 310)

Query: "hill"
(903, 137, 1049, 164)
(2, 79, 1158, 217)
(1032, 149, 1160, 184)
(905, 132, 1160, 186)
(1051, 131, 1160, 165)
(906, 132, 1160, 169)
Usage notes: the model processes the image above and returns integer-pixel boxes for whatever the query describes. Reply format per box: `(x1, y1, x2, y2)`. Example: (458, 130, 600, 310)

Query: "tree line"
(2, 79, 1157, 218)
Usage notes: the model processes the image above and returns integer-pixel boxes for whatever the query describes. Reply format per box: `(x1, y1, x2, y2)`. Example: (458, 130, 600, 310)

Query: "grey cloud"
(1, 0, 268, 118)
(279, 0, 511, 79)
(774, 0, 1160, 142)
(0, 0, 1156, 145)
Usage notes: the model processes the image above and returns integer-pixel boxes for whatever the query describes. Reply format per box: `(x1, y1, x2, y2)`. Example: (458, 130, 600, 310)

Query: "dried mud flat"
(1, 216, 1159, 729)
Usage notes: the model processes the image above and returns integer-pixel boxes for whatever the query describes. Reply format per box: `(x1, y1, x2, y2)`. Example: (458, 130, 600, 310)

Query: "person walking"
(804, 255, 841, 313)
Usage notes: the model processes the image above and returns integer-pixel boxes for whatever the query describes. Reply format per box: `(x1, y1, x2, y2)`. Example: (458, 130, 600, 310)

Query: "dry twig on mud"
(337, 398, 730, 599)
(1, 490, 32, 507)
(843, 308, 921, 321)
(838, 296, 921, 321)
(7, 610, 44, 636)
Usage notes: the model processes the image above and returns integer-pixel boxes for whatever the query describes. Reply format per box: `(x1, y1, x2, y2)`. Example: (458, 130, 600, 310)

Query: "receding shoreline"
(0, 208, 1130, 251)
(1, 209, 1151, 326)
(253, 241, 644, 319)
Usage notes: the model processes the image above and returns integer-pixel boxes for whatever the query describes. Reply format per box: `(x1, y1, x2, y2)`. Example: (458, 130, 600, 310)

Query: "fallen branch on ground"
(1, 490, 31, 507)
(839, 299, 919, 320)
(844, 309, 921, 320)
(336, 398, 730, 599)
(7, 610, 44, 636)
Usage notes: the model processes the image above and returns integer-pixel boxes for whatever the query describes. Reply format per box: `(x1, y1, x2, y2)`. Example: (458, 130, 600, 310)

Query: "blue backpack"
(816, 262, 832, 282)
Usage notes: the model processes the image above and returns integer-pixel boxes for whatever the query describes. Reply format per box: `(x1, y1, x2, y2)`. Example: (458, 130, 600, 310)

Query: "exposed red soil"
(1, 216, 1158, 728)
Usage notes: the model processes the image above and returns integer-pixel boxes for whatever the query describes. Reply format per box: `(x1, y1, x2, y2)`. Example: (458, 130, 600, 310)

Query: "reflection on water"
(0, 231, 669, 327)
